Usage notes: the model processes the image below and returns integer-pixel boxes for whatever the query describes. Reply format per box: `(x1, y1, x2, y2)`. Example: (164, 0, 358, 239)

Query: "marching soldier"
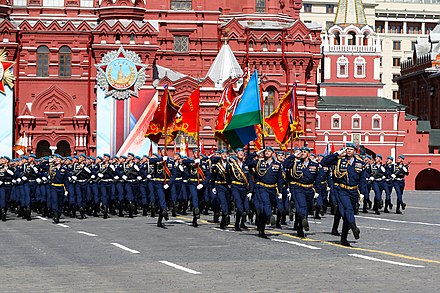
(71, 154, 90, 219)
(392, 155, 409, 214)
(249, 146, 284, 238)
(321, 143, 367, 246)
(316, 154, 332, 218)
(371, 154, 386, 215)
(362, 155, 374, 213)
(49, 154, 68, 224)
(123, 153, 141, 218)
(169, 152, 184, 217)
(211, 149, 231, 229)
(383, 156, 395, 213)
(0, 156, 14, 222)
(98, 153, 115, 219)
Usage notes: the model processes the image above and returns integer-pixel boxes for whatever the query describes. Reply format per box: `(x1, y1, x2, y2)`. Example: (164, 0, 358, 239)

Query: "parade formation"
(0, 143, 409, 247)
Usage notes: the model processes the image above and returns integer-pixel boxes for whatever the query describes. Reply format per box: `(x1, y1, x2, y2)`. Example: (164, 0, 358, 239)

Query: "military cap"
(175, 152, 182, 157)
(301, 147, 311, 152)
(97, 156, 103, 160)
(346, 142, 357, 149)
(192, 148, 200, 153)
(387, 156, 394, 161)
(366, 155, 372, 159)
(152, 153, 159, 157)
(54, 154, 63, 159)
(66, 156, 72, 160)
(89, 156, 96, 161)
(80, 154, 87, 158)
(158, 147, 164, 151)
(29, 154, 37, 158)
(235, 148, 244, 152)
(376, 154, 382, 159)
(43, 156, 49, 160)
(103, 153, 111, 158)
(310, 153, 316, 157)
(265, 146, 274, 152)
(318, 154, 324, 157)
(276, 151, 284, 155)
(3, 156, 11, 161)
(399, 155, 405, 160)
(219, 149, 228, 154)
(134, 156, 141, 160)
(128, 152, 135, 157)
(22, 156, 29, 160)
(120, 155, 127, 159)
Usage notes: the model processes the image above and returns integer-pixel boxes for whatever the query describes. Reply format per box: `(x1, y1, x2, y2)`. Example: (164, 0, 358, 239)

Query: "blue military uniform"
(211, 152, 231, 229)
(371, 155, 386, 215)
(49, 156, 68, 223)
(392, 155, 409, 214)
(383, 156, 395, 213)
(0, 157, 14, 221)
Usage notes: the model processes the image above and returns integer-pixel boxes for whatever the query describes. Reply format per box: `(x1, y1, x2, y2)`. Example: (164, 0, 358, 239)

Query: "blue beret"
(229, 155, 238, 161)
(134, 156, 141, 160)
(128, 152, 135, 157)
(235, 148, 244, 152)
(158, 147, 164, 151)
(97, 156, 103, 160)
(301, 147, 311, 152)
(214, 150, 220, 154)
(120, 155, 127, 159)
(366, 155, 372, 159)
(276, 151, 284, 155)
(387, 156, 394, 160)
(43, 156, 49, 160)
(192, 148, 199, 153)
(22, 156, 29, 159)
(3, 156, 11, 161)
(89, 156, 96, 161)
(114, 156, 119, 159)
(30, 154, 37, 158)
(66, 156, 72, 160)
(54, 154, 62, 159)
(286, 152, 291, 156)
(220, 149, 228, 154)
(103, 153, 111, 158)
(399, 155, 405, 160)
(80, 154, 87, 158)
(346, 142, 357, 149)
(152, 153, 159, 157)
(310, 153, 316, 157)
(175, 152, 182, 157)
(376, 154, 382, 159)
(265, 146, 274, 151)
(74, 155, 79, 159)
(318, 154, 324, 157)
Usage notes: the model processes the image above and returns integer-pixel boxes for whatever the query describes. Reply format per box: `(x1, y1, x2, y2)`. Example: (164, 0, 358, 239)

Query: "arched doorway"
(415, 168, 440, 190)
(55, 140, 71, 157)
(36, 140, 51, 158)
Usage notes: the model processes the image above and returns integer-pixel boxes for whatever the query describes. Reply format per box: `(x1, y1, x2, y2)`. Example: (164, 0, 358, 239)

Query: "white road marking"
(357, 216, 440, 227)
(408, 206, 440, 211)
(57, 223, 69, 228)
(36, 216, 48, 221)
(77, 231, 97, 237)
(348, 253, 424, 268)
(110, 242, 140, 254)
(271, 238, 322, 250)
(212, 227, 235, 233)
(358, 226, 395, 231)
(158, 260, 201, 275)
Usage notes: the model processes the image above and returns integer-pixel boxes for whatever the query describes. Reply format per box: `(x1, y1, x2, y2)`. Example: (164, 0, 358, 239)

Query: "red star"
(0, 61, 14, 94)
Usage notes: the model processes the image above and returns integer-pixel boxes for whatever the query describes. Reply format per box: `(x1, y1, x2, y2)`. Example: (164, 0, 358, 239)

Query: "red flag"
(214, 81, 237, 143)
(264, 89, 293, 150)
(145, 87, 180, 143)
(148, 143, 153, 157)
(331, 142, 335, 154)
(167, 87, 201, 144)
(288, 84, 303, 140)
(200, 140, 205, 155)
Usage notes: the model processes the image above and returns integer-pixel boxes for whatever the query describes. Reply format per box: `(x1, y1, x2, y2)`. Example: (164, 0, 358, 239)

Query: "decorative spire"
(206, 44, 243, 88)
(334, 0, 367, 26)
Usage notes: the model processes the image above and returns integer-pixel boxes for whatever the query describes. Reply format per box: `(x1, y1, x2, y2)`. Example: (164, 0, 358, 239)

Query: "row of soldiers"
(0, 144, 408, 245)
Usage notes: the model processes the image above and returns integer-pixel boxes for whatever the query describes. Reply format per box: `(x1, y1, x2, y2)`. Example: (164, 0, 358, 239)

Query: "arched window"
(171, 0, 192, 10)
(332, 114, 341, 129)
(348, 31, 357, 45)
(334, 32, 340, 45)
(337, 56, 348, 78)
(59, 46, 71, 78)
(316, 114, 321, 129)
(37, 46, 49, 77)
(354, 56, 366, 78)
(256, 0, 266, 13)
(352, 114, 361, 129)
(264, 87, 276, 134)
(372, 114, 382, 129)
(249, 41, 254, 51)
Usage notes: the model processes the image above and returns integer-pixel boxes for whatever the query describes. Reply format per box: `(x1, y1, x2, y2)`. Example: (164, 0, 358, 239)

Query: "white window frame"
(316, 114, 321, 129)
(43, 0, 64, 7)
(352, 114, 361, 129)
(332, 114, 341, 129)
(337, 56, 349, 78)
(80, 0, 94, 7)
(14, 0, 27, 6)
(372, 114, 382, 130)
(354, 56, 366, 78)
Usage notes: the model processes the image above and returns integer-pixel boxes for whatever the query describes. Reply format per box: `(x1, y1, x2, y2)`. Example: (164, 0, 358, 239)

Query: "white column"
(385, 21, 389, 33)
(403, 22, 407, 34)
(421, 22, 426, 34)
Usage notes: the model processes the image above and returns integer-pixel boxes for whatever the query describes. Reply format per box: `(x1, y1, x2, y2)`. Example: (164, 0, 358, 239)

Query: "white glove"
(17, 178, 22, 183)
(147, 174, 152, 179)
(359, 193, 365, 203)
(337, 147, 347, 156)
(110, 165, 115, 171)
(314, 193, 319, 199)
(12, 179, 16, 184)
(84, 167, 91, 173)
(0, 181, 3, 185)
(246, 192, 252, 199)
(64, 191, 69, 197)
(163, 156, 168, 161)
(137, 176, 142, 181)
(382, 176, 386, 179)
(391, 174, 396, 179)
(277, 193, 282, 200)
(122, 175, 128, 180)
(402, 166, 408, 173)
(36, 178, 42, 184)
(134, 165, 140, 172)
(42, 177, 47, 182)
(179, 165, 184, 172)
(114, 176, 119, 180)
(380, 166, 385, 172)
(197, 184, 203, 190)
(287, 192, 292, 200)
(6, 169, 14, 175)
(194, 159, 200, 164)
(98, 173, 104, 178)
(369, 176, 374, 181)
(164, 184, 169, 190)
(294, 150, 302, 157)
(91, 175, 96, 179)
(256, 149, 265, 156)
(22, 176, 27, 181)
(212, 188, 217, 194)
(33, 167, 39, 173)
(326, 186, 331, 191)
(72, 176, 77, 181)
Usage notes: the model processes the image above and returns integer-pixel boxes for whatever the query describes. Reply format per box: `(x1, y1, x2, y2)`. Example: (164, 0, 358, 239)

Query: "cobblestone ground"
(1, 190, 439, 292)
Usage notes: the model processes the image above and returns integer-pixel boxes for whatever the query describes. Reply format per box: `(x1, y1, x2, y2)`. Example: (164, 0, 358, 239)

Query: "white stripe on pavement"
(212, 228, 235, 233)
(77, 231, 97, 237)
(36, 216, 48, 221)
(357, 216, 440, 227)
(271, 238, 322, 250)
(57, 223, 69, 228)
(158, 260, 201, 275)
(110, 242, 140, 254)
(358, 226, 395, 231)
(348, 253, 424, 268)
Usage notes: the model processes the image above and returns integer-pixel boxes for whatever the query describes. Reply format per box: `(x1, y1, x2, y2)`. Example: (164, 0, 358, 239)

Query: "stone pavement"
(1, 190, 439, 292)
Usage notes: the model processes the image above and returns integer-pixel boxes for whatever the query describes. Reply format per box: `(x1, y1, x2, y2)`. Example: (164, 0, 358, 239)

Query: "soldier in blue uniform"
(362, 155, 373, 213)
(71, 154, 90, 219)
(98, 153, 115, 219)
(211, 149, 231, 229)
(316, 154, 332, 218)
(228, 148, 253, 231)
(392, 155, 409, 214)
(49, 154, 68, 224)
(0, 156, 14, 222)
(123, 153, 142, 218)
(14, 156, 27, 218)
(371, 154, 386, 215)
(114, 156, 126, 217)
(383, 156, 395, 213)
(321, 143, 367, 246)
(169, 152, 184, 217)
(249, 146, 284, 238)
(283, 147, 319, 237)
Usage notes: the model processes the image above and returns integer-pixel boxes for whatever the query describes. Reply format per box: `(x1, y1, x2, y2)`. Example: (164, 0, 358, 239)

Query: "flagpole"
(163, 87, 168, 184)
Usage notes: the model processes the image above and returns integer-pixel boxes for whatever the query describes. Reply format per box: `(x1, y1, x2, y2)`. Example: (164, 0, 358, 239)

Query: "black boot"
(26, 208, 31, 221)
(384, 200, 390, 213)
(93, 203, 99, 217)
(172, 202, 177, 217)
(275, 211, 282, 229)
(389, 201, 393, 210)
(331, 210, 341, 236)
(281, 213, 287, 225)
(314, 208, 321, 220)
(234, 214, 242, 231)
(182, 201, 188, 215)
(71, 205, 77, 218)
(258, 216, 268, 239)
(1, 208, 6, 222)
(163, 210, 169, 221)
(401, 202, 406, 210)
(79, 207, 85, 219)
(240, 213, 248, 229)
(396, 202, 402, 214)
(103, 206, 108, 219)
(192, 216, 198, 227)
(150, 203, 156, 218)
(194, 207, 200, 219)
(302, 217, 309, 231)
(157, 212, 164, 228)
(213, 211, 220, 223)
(142, 204, 148, 217)
(350, 223, 360, 240)
(373, 200, 380, 215)
(128, 201, 134, 218)
(53, 211, 59, 224)
(362, 203, 368, 213)
(220, 214, 227, 229)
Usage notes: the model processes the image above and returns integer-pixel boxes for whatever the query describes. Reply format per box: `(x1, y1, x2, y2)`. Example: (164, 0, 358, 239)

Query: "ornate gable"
(32, 85, 76, 117)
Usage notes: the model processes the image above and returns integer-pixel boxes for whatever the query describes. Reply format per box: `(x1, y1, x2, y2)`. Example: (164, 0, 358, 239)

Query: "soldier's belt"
(153, 178, 163, 181)
(335, 183, 358, 190)
(395, 178, 404, 181)
(231, 181, 246, 186)
(291, 182, 314, 188)
(256, 182, 277, 188)
(51, 183, 64, 187)
(189, 178, 199, 182)
(215, 181, 227, 184)
(175, 177, 182, 181)
(101, 179, 112, 182)
(321, 181, 327, 184)
(374, 178, 383, 181)
(77, 179, 88, 183)
(3, 181, 12, 185)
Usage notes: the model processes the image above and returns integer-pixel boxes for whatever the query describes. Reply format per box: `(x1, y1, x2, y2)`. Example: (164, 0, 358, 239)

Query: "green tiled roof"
(318, 96, 405, 111)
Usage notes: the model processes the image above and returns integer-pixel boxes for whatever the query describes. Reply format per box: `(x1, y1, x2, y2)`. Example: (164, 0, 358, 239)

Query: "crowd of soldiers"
(0, 143, 409, 246)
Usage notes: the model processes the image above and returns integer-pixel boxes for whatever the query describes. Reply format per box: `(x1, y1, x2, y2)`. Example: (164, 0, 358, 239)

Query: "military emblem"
(95, 47, 147, 100)
(0, 48, 15, 94)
